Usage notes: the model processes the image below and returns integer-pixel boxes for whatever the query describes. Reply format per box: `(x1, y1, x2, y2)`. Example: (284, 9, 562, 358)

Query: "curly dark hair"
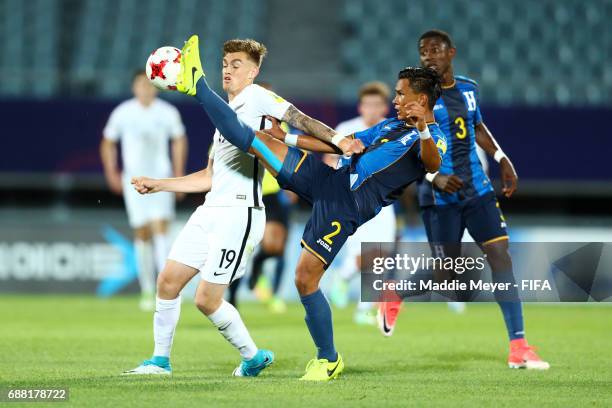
(397, 67, 441, 109)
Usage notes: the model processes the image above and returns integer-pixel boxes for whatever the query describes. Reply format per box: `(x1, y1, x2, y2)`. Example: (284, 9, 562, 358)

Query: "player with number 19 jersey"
(168, 84, 291, 284)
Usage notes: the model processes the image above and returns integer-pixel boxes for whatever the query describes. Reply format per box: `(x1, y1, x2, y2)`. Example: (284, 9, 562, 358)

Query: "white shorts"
(346, 204, 397, 259)
(168, 206, 265, 284)
(122, 177, 175, 228)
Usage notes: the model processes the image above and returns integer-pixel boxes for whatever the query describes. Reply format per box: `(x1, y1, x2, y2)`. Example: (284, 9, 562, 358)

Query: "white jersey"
(204, 84, 291, 208)
(103, 98, 185, 179)
(335, 116, 369, 136)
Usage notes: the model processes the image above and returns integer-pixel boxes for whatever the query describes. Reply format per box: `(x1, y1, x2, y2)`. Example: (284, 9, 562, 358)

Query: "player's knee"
(134, 226, 152, 241)
(157, 272, 180, 298)
(294, 264, 318, 295)
(194, 292, 221, 316)
(267, 239, 284, 256)
(484, 242, 512, 271)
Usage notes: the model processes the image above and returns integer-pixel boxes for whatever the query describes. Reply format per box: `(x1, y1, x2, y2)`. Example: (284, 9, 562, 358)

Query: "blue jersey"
(417, 76, 493, 207)
(342, 118, 447, 223)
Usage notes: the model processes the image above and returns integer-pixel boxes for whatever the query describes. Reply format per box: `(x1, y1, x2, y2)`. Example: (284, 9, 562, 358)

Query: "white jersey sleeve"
(103, 106, 123, 141)
(252, 86, 292, 120)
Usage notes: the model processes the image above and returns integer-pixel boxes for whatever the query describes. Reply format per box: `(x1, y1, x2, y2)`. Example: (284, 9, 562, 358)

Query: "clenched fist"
(131, 176, 162, 195)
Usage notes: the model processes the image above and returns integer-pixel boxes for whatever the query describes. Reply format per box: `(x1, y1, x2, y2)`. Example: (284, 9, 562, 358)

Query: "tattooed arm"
(281, 105, 364, 156)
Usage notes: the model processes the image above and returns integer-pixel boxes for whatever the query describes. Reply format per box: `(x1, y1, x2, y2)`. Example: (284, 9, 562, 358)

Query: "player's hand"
(106, 172, 123, 195)
(499, 157, 518, 198)
(338, 137, 365, 156)
(131, 176, 161, 194)
(433, 173, 464, 193)
(263, 116, 286, 140)
(399, 102, 427, 130)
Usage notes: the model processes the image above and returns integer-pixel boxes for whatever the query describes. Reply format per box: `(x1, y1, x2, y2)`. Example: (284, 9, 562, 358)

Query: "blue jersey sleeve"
(474, 85, 483, 125)
(353, 119, 391, 147)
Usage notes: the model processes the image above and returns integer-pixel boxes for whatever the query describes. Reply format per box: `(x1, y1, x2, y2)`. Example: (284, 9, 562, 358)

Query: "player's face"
(358, 94, 389, 126)
(132, 74, 157, 105)
(393, 78, 426, 123)
(419, 37, 454, 76)
(222, 52, 259, 94)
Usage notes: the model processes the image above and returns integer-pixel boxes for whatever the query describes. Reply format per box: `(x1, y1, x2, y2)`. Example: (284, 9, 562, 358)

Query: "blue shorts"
(277, 147, 359, 267)
(421, 191, 508, 246)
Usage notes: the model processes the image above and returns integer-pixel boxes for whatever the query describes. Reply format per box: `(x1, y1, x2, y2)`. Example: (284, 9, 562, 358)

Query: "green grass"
(1, 296, 611, 407)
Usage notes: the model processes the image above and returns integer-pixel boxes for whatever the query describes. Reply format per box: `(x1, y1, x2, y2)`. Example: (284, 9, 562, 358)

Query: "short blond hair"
(358, 81, 391, 102)
(223, 39, 268, 67)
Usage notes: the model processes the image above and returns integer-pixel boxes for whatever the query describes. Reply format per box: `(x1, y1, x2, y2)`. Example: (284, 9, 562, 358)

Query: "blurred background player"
(379, 30, 548, 369)
(100, 70, 187, 311)
(327, 81, 397, 325)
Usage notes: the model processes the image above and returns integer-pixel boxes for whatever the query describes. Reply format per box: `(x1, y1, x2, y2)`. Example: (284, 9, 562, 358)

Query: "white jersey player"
(124, 39, 341, 377)
(325, 82, 398, 325)
(100, 70, 187, 311)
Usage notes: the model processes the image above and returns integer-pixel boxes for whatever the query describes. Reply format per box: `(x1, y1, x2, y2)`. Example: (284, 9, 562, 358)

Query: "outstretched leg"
(295, 249, 344, 381)
(176, 35, 289, 177)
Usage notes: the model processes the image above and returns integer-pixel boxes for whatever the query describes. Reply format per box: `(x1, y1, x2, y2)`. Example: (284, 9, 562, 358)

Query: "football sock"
(153, 296, 181, 358)
(497, 301, 525, 340)
(134, 239, 155, 295)
(207, 300, 258, 360)
(493, 269, 525, 340)
(272, 256, 284, 294)
(194, 78, 256, 152)
(152, 233, 169, 274)
(300, 289, 337, 361)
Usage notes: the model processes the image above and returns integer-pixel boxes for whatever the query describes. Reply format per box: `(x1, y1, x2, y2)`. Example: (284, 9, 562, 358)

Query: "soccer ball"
(145, 46, 181, 90)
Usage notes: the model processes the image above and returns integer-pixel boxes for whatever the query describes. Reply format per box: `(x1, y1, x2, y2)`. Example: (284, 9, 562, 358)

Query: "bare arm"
(262, 116, 359, 154)
(281, 105, 363, 155)
(282, 105, 336, 142)
(400, 102, 440, 172)
(261, 117, 340, 153)
(171, 136, 188, 177)
(420, 135, 441, 172)
(475, 122, 518, 197)
(132, 158, 213, 194)
(99, 138, 122, 194)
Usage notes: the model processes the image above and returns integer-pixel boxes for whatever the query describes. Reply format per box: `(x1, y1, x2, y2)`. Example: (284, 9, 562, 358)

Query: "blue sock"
(300, 289, 337, 361)
(497, 301, 525, 340)
(194, 78, 255, 152)
(492, 269, 525, 340)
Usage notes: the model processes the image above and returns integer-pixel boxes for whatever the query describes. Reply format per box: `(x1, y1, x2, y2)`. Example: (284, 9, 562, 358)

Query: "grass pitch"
(2, 296, 611, 407)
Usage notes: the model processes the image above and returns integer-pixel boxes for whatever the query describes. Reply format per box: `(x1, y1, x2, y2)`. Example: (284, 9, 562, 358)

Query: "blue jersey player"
(379, 30, 549, 370)
(175, 34, 446, 381)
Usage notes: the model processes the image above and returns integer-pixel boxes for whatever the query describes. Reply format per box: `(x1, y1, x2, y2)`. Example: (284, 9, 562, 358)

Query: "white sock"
(135, 239, 155, 295)
(207, 300, 258, 360)
(152, 233, 169, 274)
(153, 296, 181, 357)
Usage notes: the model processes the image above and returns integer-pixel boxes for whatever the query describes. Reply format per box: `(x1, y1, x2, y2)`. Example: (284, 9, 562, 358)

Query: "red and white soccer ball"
(145, 46, 181, 90)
